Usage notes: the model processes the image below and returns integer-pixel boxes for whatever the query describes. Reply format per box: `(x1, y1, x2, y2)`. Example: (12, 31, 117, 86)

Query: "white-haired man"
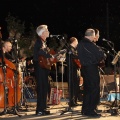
(33, 25, 54, 116)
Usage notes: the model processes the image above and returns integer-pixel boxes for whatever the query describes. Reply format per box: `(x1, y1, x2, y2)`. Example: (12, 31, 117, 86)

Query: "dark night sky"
(0, 0, 120, 51)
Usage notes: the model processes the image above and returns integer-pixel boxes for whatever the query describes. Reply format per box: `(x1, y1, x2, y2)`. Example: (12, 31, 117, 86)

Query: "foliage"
(5, 13, 25, 34)
(5, 13, 36, 58)
(5, 13, 66, 58)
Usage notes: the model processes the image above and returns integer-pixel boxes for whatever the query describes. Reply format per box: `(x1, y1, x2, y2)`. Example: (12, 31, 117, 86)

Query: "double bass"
(0, 57, 22, 108)
(0, 29, 21, 108)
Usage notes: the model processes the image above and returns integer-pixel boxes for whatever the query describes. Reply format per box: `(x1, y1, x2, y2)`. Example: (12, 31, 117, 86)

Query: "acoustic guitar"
(73, 59, 105, 68)
(38, 49, 67, 70)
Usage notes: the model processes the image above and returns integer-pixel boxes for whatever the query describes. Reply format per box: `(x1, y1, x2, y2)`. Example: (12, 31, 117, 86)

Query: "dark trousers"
(81, 64, 100, 113)
(67, 64, 79, 104)
(34, 61, 49, 112)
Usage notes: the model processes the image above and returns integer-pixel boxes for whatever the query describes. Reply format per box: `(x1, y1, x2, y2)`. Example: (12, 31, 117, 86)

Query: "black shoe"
(36, 110, 50, 116)
(74, 103, 80, 106)
(83, 111, 101, 118)
(43, 110, 50, 115)
(36, 111, 46, 116)
(68, 102, 79, 107)
(71, 103, 79, 107)
(47, 106, 50, 108)
(81, 110, 84, 115)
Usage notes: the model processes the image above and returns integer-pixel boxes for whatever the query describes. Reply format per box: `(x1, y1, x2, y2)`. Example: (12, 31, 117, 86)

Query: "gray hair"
(85, 28, 95, 36)
(36, 25, 48, 36)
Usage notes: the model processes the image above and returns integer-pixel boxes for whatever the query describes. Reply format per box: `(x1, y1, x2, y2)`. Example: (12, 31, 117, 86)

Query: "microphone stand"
(60, 38, 74, 115)
(106, 41, 120, 115)
(60, 50, 73, 115)
(10, 39, 23, 117)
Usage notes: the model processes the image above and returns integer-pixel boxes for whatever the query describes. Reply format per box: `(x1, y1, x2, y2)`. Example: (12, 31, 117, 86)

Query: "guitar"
(73, 59, 81, 68)
(38, 49, 67, 70)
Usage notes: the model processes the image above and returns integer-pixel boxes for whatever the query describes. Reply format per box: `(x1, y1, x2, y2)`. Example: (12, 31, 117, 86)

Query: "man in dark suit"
(33, 25, 54, 116)
(77, 28, 105, 117)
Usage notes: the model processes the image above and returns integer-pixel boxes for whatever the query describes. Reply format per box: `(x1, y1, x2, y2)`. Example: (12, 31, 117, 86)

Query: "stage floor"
(0, 100, 120, 120)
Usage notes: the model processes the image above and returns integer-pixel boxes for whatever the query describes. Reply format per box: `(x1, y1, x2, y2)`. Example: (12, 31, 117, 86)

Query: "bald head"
(70, 37, 78, 48)
(3, 41, 12, 53)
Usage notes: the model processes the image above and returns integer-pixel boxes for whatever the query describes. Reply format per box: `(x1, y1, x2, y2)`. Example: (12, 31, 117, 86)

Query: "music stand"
(58, 55, 66, 99)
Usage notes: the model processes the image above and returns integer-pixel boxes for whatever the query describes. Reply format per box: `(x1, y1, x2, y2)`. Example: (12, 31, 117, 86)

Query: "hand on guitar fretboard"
(38, 49, 67, 70)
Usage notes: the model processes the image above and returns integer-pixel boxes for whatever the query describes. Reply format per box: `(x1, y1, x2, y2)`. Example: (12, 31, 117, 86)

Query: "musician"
(77, 28, 106, 117)
(1, 41, 15, 63)
(33, 25, 54, 116)
(66, 37, 80, 107)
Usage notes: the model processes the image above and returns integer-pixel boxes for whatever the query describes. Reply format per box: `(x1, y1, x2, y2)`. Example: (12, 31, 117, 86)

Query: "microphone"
(50, 35, 61, 37)
(102, 38, 108, 42)
(102, 38, 113, 43)
(100, 46, 113, 57)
